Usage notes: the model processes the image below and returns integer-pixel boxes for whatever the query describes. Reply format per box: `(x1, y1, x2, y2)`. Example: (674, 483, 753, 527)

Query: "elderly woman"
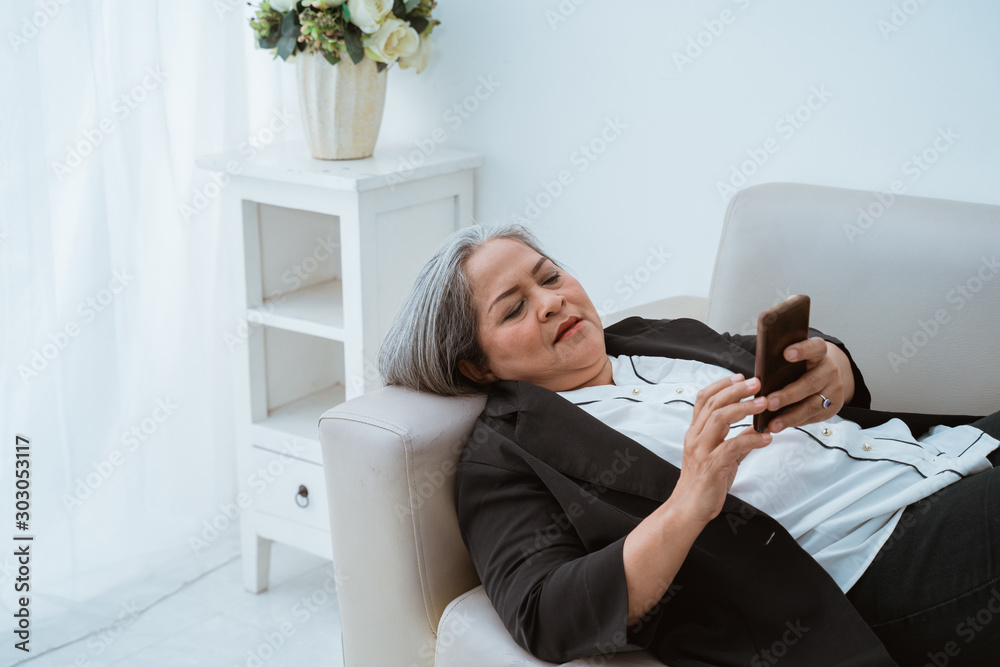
(377, 223, 1000, 667)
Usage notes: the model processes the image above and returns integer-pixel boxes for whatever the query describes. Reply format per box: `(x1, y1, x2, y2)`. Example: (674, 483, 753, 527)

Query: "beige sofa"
(318, 182, 1000, 666)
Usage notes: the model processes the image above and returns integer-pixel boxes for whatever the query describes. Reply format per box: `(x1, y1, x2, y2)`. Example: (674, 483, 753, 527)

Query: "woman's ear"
(458, 358, 496, 384)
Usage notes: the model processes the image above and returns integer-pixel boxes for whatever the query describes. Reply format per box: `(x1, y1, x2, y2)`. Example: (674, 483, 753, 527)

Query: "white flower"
(398, 35, 434, 74)
(302, 0, 345, 7)
(269, 0, 296, 12)
(347, 0, 392, 34)
(363, 16, 419, 64)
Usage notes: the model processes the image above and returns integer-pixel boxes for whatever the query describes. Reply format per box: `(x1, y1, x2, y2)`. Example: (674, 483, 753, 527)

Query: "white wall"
(282, 1, 1000, 319)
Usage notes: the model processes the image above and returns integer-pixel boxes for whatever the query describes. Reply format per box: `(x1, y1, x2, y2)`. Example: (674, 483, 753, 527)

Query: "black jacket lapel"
(604, 316, 757, 377)
(486, 379, 680, 503)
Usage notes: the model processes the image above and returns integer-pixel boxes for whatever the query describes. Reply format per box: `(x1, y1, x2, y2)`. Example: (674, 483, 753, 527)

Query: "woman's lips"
(555, 319, 583, 343)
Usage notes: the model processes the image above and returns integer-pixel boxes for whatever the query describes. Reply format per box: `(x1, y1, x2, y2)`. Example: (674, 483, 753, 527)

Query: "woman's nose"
(539, 290, 565, 318)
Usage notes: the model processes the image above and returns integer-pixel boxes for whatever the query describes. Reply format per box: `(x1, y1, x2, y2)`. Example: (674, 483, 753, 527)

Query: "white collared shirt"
(557, 354, 999, 592)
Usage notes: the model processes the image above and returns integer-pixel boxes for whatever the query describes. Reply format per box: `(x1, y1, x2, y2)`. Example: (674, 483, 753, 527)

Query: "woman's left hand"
(764, 337, 856, 433)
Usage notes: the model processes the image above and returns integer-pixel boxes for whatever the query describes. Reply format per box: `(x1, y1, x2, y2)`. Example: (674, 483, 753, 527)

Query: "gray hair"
(376, 223, 559, 397)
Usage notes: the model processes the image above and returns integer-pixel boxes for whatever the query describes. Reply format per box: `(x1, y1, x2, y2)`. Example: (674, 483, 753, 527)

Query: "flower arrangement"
(250, 0, 438, 73)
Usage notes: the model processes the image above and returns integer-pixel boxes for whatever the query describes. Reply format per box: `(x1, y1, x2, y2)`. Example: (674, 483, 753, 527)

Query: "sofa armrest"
(435, 586, 667, 667)
(318, 386, 486, 667)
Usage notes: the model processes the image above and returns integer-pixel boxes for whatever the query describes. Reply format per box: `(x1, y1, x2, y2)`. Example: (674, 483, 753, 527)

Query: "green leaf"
(392, 0, 406, 17)
(408, 16, 428, 34)
(404, 0, 420, 12)
(276, 34, 297, 60)
(344, 25, 364, 64)
(280, 8, 299, 37)
(258, 29, 280, 49)
(323, 50, 341, 66)
(342, 3, 350, 23)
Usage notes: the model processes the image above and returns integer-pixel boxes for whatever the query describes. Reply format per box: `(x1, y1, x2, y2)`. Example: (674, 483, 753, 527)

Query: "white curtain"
(0, 1, 297, 661)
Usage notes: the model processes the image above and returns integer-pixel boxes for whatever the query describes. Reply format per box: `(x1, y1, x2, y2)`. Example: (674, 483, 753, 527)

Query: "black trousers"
(844, 412, 1000, 666)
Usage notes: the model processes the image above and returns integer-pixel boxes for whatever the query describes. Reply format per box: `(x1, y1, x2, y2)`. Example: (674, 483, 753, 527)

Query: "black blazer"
(454, 317, 981, 666)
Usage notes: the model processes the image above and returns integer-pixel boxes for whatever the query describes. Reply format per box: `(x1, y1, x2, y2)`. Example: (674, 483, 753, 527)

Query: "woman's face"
(457, 238, 612, 392)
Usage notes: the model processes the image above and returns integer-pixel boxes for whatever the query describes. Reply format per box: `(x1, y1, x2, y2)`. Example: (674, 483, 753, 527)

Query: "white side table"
(196, 141, 483, 592)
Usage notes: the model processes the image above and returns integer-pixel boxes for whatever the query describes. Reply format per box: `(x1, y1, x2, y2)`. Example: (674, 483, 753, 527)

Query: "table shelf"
(199, 142, 481, 593)
(250, 383, 345, 464)
(250, 278, 345, 341)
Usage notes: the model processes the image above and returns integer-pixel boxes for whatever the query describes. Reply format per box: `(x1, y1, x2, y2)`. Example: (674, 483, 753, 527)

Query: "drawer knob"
(295, 484, 310, 508)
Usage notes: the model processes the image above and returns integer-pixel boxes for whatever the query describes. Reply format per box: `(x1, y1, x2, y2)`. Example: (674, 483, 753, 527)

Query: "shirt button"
(632, 388, 640, 396)
(821, 427, 832, 437)
(863, 443, 872, 451)
(675, 388, 684, 394)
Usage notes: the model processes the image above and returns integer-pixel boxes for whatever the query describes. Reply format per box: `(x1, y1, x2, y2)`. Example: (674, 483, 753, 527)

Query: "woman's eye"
(503, 273, 560, 321)
(504, 303, 522, 321)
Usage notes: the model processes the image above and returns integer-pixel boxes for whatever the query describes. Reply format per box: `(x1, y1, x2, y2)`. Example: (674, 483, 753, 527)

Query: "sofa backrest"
(707, 182, 1000, 416)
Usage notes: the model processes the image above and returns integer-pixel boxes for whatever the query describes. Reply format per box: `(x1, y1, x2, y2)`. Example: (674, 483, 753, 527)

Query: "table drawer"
(247, 444, 330, 533)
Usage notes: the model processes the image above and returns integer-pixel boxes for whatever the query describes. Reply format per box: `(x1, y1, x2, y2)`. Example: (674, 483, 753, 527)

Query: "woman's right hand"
(622, 374, 772, 625)
(674, 374, 773, 526)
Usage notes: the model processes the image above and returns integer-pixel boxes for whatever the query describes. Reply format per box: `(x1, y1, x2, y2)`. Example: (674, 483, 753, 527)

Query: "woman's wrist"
(623, 489, 710, 626)
(826, 341, 855, 406)
(659, 482, 713, 535)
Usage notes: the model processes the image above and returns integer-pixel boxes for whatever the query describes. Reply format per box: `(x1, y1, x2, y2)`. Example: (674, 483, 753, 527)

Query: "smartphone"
(753, 294, 810, 433)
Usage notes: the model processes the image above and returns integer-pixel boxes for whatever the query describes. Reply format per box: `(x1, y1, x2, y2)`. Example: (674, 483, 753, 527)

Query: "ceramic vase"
(295, 51, 387, 160)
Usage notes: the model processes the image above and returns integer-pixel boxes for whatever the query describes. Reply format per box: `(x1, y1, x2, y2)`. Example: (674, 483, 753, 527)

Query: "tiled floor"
(16, 543, 344, 667)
